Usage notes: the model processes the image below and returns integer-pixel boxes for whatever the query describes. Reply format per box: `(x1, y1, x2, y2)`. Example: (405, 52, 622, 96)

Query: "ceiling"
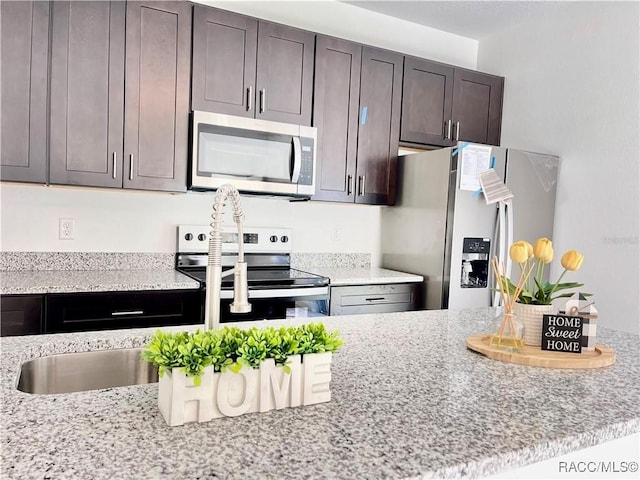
(342, 1, 570, 40)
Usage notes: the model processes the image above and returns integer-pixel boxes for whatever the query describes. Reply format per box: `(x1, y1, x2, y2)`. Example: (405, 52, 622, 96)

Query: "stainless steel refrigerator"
(381, 143, 559, 310)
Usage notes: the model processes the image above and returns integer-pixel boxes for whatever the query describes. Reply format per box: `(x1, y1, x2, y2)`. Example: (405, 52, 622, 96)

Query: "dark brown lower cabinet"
(0, 295, 44, 337)
(46, 290, 202, 333)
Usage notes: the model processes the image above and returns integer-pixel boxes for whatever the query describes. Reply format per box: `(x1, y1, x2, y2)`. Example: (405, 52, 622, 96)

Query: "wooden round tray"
(466, 334, 616, 369)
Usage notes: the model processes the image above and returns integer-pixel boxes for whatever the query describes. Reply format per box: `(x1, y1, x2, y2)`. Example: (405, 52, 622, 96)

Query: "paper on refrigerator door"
(479, 168, 514, 205)
(459, 144, 493, 191)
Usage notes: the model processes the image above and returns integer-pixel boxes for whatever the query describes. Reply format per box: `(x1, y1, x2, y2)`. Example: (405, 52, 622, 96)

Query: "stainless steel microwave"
(190, 111, 317, 197)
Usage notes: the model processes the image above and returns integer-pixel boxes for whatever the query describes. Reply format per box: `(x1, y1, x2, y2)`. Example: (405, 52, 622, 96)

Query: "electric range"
(175, 225, 329, 322)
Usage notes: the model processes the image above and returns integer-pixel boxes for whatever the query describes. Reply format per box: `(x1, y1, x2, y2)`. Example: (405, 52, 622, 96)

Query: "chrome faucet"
(204, 184, 251, 330)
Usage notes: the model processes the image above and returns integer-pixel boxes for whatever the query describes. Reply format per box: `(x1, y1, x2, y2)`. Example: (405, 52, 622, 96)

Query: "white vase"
(513, 302, 554, 347)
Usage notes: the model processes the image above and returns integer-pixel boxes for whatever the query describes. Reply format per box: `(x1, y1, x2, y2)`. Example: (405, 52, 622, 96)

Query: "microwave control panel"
(298, 137, 314, 185)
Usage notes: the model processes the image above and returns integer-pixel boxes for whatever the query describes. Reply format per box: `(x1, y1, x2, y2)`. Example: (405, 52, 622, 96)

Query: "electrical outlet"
(59, 218, 75, 240)
(331, 225, 343, 242)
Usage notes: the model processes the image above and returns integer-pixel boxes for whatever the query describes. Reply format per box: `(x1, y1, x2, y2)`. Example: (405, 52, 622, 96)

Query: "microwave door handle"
(291, 137, 302, 183)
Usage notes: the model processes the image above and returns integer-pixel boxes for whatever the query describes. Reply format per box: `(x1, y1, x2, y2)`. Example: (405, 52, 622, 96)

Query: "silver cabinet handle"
(347, 174, 353, 195)
(358, 176, 365, 196)
(111, 310, 144, 316)
(455, 121, 461, 141)
(445, 120, 452, 140)
(247, 86, 253, 111)
(129, 154, 134, 180)
(260, 88, 266, 113)
(112, 152, 117, 179)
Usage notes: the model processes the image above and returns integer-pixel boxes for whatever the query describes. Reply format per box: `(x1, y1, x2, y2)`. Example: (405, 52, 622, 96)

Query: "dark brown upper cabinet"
(312, 36, 361, 203)
(313, 42, 402, 205)
(355, 47, 403, 205)
(123, 1, 191, 192)
(401, 58, 455, 147)
(400, 57, 504, 147)
(49, 1, 191, 192)
(0, 1, 49, 183)
(192, 5, 314, 126)
(49, 1, 125, 188)
(451, 68, 504, 146)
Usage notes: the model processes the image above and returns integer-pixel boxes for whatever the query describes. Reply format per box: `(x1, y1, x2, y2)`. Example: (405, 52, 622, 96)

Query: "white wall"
(0, 1, 477, 268)
(0, 184, 381, 261)
(199, 0, 478, 68)
(477, 2, 640, 334)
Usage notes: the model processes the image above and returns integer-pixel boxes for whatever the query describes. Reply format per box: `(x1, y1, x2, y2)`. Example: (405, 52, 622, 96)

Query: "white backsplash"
(0, 184, 383, 267)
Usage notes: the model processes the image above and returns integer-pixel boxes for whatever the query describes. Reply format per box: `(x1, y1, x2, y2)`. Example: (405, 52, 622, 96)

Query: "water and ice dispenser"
(460, 237, 490, 288)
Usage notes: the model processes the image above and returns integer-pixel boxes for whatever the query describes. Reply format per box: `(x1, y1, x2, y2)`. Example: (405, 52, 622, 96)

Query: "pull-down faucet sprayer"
(204, 184, 251, 330)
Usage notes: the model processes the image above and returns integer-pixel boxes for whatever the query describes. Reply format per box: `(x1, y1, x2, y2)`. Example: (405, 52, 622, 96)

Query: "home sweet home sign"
(541, 314, 583, 353)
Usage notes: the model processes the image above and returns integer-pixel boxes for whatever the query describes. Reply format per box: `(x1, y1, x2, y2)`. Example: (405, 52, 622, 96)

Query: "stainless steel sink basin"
(17, 347, 158, 394)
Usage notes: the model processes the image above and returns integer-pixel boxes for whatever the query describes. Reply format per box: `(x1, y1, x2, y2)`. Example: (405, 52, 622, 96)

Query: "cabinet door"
(312, 36, 361, 203)
(124, 1, 191, 192)
(0, 295, 43, 336)
(255, 22, 314, 126)
(191, 5, 257, 117)
(400, 57, 455, 146)
(49, 1, 125, 188)
(0, 1, 49, 183)
(355, 47, 403, 205)
(452, 69, 504, 146)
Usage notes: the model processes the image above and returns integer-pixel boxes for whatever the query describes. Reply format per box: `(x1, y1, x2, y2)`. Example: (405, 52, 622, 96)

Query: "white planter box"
(158, 352, 333, 426)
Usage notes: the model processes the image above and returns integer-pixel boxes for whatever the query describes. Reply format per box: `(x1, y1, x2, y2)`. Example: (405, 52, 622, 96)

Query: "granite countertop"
(0, 269, 200, 295)
(2, 307, 638, 479)
(307, 267, 423, 285)
(0, 267, 421, 295)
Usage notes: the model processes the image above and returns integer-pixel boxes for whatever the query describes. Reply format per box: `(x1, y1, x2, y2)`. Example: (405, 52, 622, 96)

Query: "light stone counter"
(0, 269, 199, 295)
(2, 308, 638, 479)
(307, 267, 423, 286)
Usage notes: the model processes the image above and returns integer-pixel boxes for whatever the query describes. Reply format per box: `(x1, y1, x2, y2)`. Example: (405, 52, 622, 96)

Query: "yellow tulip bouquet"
(503, 237, 587, 305)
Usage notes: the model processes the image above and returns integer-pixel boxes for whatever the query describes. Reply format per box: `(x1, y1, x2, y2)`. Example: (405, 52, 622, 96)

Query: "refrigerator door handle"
(505, 199, 514, 281)
(491, 202, 511, 307)
(491, 206, 502, 307)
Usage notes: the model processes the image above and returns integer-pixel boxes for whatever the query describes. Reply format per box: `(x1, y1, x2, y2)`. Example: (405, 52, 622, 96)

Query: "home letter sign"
(158, 353, 333, 426)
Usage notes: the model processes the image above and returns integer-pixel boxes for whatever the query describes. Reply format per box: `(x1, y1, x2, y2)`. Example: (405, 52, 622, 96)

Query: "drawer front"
(329, 283, 420, 316)
(46, 290, 202, 333)
(0, 295, 44, 336)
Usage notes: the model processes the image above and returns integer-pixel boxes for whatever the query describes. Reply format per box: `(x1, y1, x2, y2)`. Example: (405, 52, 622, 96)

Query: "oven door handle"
(219, 286, 329, 299)
(291, 136, 302, 183)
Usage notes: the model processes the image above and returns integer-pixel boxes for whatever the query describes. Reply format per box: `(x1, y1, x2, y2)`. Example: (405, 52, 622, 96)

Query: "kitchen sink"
(17, 347, 158, 394)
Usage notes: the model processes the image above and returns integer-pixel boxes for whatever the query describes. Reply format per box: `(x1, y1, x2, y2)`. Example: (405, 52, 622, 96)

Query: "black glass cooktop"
(177, 267, 329, 289)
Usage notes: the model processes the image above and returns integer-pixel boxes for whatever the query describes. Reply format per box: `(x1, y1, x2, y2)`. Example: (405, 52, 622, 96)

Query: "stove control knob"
(280, 235, 289, 243)
(184, 233, 193, 241)
(198, 234, 206, 241)
(269, 235, 278, 243)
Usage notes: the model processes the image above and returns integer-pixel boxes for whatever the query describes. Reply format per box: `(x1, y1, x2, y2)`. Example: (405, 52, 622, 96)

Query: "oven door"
(219, 286, 329, 322)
